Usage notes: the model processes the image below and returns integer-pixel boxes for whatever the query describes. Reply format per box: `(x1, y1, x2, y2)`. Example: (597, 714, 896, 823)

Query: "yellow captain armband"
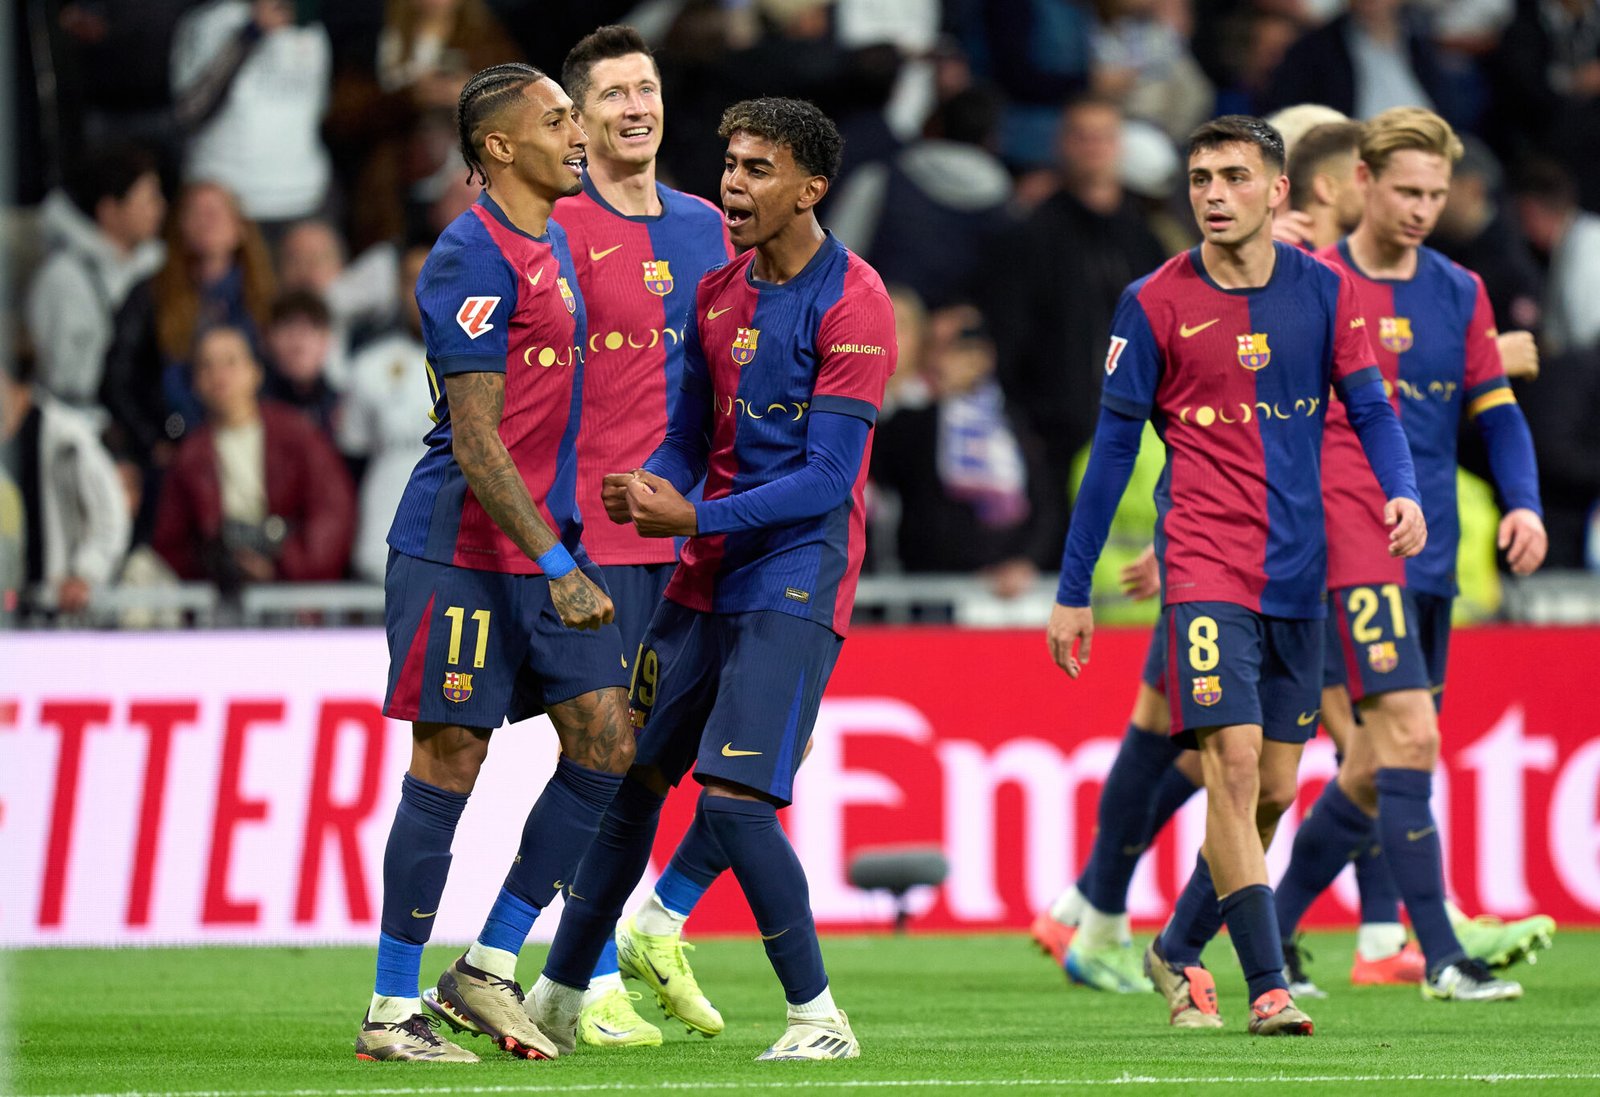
(1466, 388, 1517, 419)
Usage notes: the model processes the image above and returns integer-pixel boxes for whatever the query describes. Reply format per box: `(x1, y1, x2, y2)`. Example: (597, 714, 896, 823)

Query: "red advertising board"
(2, 626, 1595, 946)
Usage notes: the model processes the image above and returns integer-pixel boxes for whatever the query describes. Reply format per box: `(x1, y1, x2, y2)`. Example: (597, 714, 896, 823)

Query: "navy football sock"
(1375, 767, 1465, 973)
(1355, 836, 1402, 925)
(1146, 763, 1201, 841)
(501, 757, 625, 910)
(1159, 852, 1225, 967)
(375, 773, 469, 995)
(1274, 779, 1374, 938)
(1077, 726, 1181, 914)
(1221, 884, 1290, 1000)
(658, 793, 729, 915)
(543, 777, 665, 989)
(702, 795, 829, 1005)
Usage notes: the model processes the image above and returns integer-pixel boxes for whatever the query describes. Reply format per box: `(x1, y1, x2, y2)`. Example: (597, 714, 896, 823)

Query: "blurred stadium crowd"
(3, 0, 1599, 623)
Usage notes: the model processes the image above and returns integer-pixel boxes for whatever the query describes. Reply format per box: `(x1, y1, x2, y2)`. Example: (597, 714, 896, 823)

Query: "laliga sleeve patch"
(456, 296, 502, 339)
(1104, 335, 1129, 376)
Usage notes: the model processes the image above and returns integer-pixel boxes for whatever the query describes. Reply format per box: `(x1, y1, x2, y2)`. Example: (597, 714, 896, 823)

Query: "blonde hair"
(1266, 104, 1349, 159)
(1360, 107, 1464, 177)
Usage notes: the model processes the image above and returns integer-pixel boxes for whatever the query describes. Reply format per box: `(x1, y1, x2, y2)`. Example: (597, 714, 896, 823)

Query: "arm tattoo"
(444, 371, 561, 562)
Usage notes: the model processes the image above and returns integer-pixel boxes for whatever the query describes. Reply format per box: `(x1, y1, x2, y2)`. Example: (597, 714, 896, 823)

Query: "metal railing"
(10, 570, 1600, 630)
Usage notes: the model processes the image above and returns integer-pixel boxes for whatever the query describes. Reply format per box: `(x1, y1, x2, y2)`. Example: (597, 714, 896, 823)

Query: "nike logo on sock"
(761, 928, 790, 941)
(411, 908, 437, 919)
(1407, 826, 1437, 842)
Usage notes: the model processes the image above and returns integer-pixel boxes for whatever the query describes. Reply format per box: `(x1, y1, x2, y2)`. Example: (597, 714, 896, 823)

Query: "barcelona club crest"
(557, 276, 577, 314)
(1367, 641, 1399, 673)
(1192, 676, 1223, 706)
(443, 671, 474, 703)
(1236, 333, 1271, 371)
(1379, 316, 1414, 354)
(731, 326, 760, 365)
(642, 260, 674, 297)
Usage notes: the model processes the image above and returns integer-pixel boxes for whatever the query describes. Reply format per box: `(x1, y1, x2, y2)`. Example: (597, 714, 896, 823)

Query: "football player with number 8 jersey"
(1049, 115, 1425, 1037)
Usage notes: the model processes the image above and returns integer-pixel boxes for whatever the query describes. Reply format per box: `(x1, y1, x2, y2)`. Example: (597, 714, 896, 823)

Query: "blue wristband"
(536, 543, 576, 579)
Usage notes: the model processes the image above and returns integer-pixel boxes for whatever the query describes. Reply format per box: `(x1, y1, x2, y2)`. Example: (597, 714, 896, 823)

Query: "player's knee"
(1204, 736, 1261, 812)
(409, 722, 491, 793)
(1256, 773, 1297, 824)
(1376, 691, 1440, 770)
(628, 764, 671, 797)
(1131, 685, 1171, 734)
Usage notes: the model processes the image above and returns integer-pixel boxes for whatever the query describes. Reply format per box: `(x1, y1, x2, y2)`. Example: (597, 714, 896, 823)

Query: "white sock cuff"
(788, 985, 838, 1022)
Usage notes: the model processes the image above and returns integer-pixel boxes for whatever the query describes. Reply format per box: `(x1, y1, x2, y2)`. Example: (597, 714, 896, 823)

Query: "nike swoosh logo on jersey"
(1407, 826, 1437, 842)
(1297, 711, 1320, 726)
(1179, 319, 1220, 338)
(707, 305, 733, 320)
(527, 268, 544, 286)
(411, 908, 437, 919)
(722, 743, 762, 757)
(590, 244, 623, 261)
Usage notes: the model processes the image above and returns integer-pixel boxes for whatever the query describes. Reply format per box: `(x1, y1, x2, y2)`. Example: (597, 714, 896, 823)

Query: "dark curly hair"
(457, 62, 547, 186)
(1187, 115, 1286, 174)
(562, 25, 657, 111)
(718, 97, 843, 181)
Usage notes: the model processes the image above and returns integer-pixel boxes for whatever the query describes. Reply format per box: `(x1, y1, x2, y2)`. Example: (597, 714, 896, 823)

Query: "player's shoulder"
(1417, 245, 1484, 300)
(421, 205, 498, 278)
(661, 184, 727, 227)
(1116, 249, 1195, 324)
(838, 243, 891, 300)
(698, 247, 756, 295)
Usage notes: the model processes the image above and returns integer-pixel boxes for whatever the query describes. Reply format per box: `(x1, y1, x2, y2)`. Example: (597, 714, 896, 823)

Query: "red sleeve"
(812, 279, 897, 423)
(1330, 266, 1380, 390)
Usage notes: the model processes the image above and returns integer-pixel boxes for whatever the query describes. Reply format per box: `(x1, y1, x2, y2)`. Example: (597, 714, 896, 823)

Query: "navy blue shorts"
(598, 562, 676, 661)
(629, 601, 842, 806)
(1324, 584, 1431, 704)
(1141, 616, 1169, 694)
(382, 550, 629, 728)
(1413, 591, 1453, 711)
(1163, 601, 1323, 747)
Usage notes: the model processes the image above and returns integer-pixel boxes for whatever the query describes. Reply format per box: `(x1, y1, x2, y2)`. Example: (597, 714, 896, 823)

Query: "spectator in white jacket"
(1, 354, 132, 614)
(25, 144, 166, 415)
(336, 244, 432, 583)
(172, 0, 332, 227)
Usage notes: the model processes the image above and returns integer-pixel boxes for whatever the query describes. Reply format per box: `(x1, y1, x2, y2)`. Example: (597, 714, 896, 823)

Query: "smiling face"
(484, 77, 588, 201)
(578, 52, 663, 171)
(1188, 141, 1286, 248)
(1359, 147, 1452, 253)
(719, 130, 826, 250)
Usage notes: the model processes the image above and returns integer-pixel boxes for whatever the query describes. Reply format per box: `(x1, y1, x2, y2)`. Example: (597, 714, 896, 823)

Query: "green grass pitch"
(7, 930, 1598, 1096)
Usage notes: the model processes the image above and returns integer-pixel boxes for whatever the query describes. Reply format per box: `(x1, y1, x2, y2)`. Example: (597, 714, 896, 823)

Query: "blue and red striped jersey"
(388, 193, 589, 574)
(1319, 242, 1510, 596)
(554, 175, 733, 565)
(665, 234, 896, 636)
(1102, 242, 1381, 619)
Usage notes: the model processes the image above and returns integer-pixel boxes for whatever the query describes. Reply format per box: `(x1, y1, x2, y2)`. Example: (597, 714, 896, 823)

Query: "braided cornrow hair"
(457, 62, 546, 186)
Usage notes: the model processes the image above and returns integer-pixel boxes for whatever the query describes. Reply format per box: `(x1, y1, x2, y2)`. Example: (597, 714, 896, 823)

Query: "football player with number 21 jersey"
(528, 97, 896, 1064)
(1271, 107, 1546, 1003)
(1049, 116, 1424, 1037)
(359, 64, 635, 1064)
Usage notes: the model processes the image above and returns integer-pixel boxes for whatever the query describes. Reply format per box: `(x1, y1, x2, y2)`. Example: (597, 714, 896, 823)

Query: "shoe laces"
(391, 1013, 445, 1046)
(485, 972, 528, 1003)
